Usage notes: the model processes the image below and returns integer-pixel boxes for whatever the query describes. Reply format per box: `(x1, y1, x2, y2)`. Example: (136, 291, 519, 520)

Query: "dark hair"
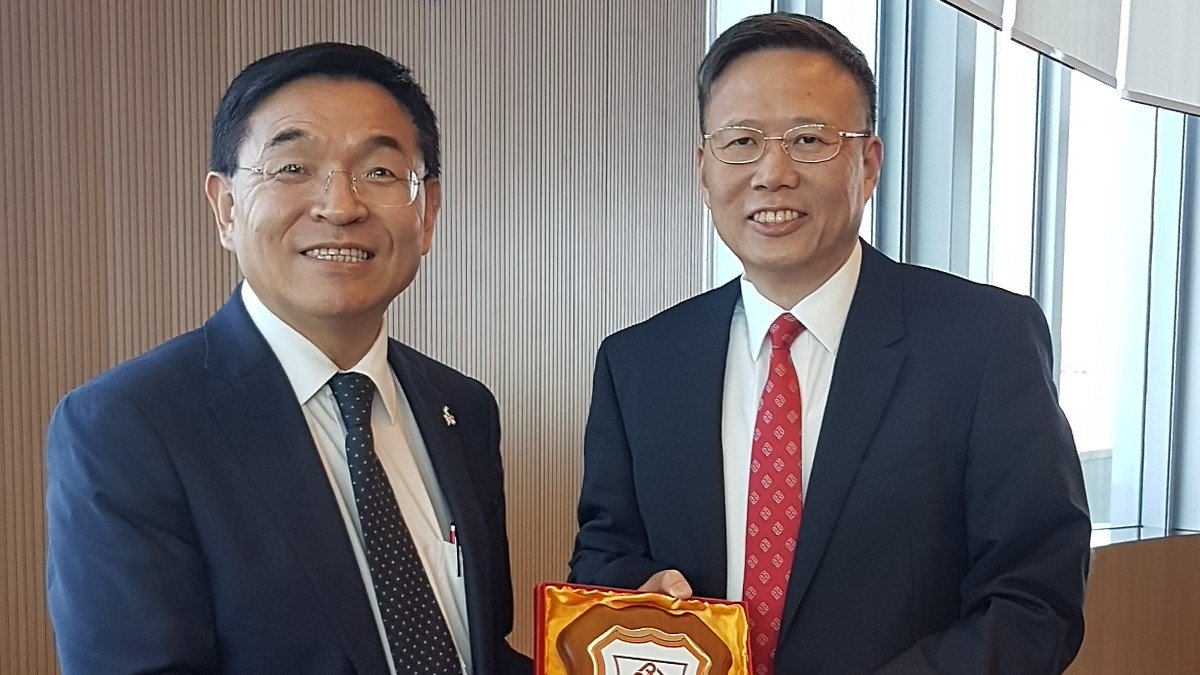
(210, 42, 440, 178)
(697, 13, 877, 133)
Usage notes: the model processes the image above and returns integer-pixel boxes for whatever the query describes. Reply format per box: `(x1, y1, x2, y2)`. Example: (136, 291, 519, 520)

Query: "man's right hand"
(637, 569, 694, 599)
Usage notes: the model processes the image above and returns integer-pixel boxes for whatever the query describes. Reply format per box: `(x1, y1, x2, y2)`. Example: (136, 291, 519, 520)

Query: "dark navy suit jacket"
(46, 289, 531, 674)
(570, 244, 1091, 674)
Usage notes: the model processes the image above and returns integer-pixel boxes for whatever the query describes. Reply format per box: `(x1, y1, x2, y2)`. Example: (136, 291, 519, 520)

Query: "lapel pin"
(442, 405, 457, 427)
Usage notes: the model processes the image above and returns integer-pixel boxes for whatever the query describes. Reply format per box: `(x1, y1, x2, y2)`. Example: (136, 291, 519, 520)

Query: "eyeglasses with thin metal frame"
(235, 161, 426, 207)
(702, 124, 873, 165)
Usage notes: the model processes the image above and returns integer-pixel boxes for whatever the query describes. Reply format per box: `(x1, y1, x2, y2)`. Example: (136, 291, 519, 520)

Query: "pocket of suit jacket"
(439, 540, 470, 632)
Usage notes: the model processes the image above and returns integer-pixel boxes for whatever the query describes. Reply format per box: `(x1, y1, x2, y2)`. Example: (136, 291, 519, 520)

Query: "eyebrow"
(258, 129, 406, 155)
(364, 134, 404, 152)
(262, 127, 312, 150)
(721, 116, 828, 129)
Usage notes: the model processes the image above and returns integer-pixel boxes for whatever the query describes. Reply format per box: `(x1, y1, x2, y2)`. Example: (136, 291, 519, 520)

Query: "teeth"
(753, 209, 801, 223)
(304, 247, 371, 263)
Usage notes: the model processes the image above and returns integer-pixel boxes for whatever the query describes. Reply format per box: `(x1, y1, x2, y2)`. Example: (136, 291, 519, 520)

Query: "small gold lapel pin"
(442, 406, 457, 427)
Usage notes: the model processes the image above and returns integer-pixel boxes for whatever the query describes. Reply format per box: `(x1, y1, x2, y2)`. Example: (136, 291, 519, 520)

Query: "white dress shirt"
(241, 284, 471, 674)
(721, 242, 862, 600)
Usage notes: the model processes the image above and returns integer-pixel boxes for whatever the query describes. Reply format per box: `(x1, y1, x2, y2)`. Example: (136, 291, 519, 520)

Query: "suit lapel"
(203, 291, 388, 673)
(658, 280, 741, 595)
(778, 245, 906, 641)
(386, 343, 495, 674)
(386, 344, 474, 536)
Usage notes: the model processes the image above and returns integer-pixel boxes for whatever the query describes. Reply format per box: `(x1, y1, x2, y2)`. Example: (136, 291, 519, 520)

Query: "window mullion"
(1168, 114, 1200, 534)
(1136, 110, 1185, 535)
(1030, 55, 1071, 378)
(874, 0, 912, 261)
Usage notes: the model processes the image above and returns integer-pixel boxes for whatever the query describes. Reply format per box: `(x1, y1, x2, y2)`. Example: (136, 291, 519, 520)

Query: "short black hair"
(697, 13, 877, 133)
(210, 42, 440, 178)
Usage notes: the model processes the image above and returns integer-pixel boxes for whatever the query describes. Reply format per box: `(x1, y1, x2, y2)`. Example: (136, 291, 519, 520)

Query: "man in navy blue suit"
(47, 43, 529, 674)
(571, 13, 1091, 674)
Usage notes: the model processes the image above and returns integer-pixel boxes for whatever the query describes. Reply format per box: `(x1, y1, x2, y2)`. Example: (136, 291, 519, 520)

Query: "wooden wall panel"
(1, 0, 705, 669)
(1068, 535, 1200, 674)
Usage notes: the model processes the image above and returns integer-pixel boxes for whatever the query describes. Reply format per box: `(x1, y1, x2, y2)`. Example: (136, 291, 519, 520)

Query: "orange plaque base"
(535, 582, 750, 675)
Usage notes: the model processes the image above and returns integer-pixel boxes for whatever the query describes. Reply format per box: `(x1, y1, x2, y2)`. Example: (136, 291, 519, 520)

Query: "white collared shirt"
(721, 241, 862, 600)
(241, 284, 471, 674)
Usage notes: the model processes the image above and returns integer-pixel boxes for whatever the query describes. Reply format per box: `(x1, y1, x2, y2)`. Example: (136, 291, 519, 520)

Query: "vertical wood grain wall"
(0, 0, 705, 669)
(1067, 535, 1200, 673)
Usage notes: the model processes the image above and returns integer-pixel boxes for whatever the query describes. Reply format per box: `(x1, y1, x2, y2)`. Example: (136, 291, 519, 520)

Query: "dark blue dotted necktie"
(328, 373, 462, 674)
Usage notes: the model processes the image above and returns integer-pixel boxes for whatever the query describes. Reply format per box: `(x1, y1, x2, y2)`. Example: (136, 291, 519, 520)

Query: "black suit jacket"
(570, 244, 1091, 673)
(46, 289, 531, 674)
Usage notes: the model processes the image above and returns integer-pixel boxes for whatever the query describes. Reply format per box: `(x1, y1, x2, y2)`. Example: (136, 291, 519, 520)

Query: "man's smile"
(301, 246, 374, 262)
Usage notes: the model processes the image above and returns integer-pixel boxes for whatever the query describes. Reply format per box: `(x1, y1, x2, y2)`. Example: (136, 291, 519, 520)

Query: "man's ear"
(419, 177, 441, 255)
(860, 135, 884, 199)
(205, 172, 236, 251)
(696, 145, 712, 208)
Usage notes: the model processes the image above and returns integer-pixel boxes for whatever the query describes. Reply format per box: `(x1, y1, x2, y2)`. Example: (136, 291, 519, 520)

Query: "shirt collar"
(240, 283, 400, 423)
(739, 239, 862, 362)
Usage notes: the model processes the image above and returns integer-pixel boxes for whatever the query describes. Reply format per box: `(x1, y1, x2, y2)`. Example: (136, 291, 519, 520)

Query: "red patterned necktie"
(743, 312, 804, 674)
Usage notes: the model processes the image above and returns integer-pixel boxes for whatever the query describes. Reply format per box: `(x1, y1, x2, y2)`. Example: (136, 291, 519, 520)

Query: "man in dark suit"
(570, 13, 1090, 674)
(46, 43, 529, 675)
